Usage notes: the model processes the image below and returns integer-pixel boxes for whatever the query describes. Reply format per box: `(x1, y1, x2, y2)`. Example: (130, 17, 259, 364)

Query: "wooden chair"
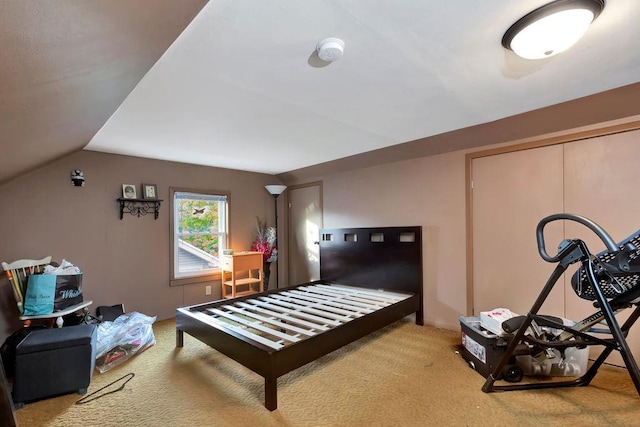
(2, 256, 52, 316)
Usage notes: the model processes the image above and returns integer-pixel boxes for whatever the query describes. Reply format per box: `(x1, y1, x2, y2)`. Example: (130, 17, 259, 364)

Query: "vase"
(263, 262, 271, 289)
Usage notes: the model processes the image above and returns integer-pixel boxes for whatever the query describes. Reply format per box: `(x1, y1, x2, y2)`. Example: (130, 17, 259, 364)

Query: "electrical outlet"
(205, 285, 211, 295)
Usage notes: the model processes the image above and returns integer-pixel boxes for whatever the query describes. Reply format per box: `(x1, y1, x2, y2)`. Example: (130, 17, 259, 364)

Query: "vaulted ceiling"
(2, 0, 640, 185)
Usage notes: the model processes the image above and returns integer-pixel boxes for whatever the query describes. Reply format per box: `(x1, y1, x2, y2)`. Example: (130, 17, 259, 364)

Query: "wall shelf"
(117, 198, 163, 220)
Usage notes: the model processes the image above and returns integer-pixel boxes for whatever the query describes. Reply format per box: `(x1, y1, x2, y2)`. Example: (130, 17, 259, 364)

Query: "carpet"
(15, 317, 640, 426)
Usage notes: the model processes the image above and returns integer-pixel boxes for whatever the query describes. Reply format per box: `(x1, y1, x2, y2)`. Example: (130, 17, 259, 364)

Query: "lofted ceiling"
(2, 0, 640, 185)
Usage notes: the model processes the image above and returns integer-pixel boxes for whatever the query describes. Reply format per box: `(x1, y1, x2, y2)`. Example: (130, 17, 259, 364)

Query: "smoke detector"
(316, 38, 345, 62)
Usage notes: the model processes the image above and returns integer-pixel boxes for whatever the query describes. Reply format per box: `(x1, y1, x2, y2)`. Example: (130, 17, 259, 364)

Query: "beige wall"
(317, 151, 467, 329)
(2, 116, 638, 339)
(0, 144, 472, 336)
(289, 117, 640, 330)
(0, 150, 280, 337)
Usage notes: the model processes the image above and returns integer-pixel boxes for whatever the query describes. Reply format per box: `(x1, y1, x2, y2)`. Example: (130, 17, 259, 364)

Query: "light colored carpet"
(15, 317, 640, 426)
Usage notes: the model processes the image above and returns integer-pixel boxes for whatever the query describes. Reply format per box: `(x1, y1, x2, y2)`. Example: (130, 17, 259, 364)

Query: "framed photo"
(122, 184, 137, 199)
(142, 183, 158, 199)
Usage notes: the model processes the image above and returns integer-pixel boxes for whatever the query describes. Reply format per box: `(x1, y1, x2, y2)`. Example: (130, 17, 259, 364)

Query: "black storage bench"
(12, 324, 96, 406)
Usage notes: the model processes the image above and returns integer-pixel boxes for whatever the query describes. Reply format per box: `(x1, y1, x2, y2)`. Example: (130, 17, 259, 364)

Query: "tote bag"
(23, 274, 56, 315)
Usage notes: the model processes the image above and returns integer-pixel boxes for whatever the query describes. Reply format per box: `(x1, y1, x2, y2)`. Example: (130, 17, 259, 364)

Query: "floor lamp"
(265, 185, 287, 288)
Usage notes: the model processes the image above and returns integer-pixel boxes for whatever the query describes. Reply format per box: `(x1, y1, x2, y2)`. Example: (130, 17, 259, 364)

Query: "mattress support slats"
(222, 304, 318, 336)
(235, 301, 330, 332)
(185, 283, 410, 351)
(208, 308, 302, 343)
(190, 310, 284, 350)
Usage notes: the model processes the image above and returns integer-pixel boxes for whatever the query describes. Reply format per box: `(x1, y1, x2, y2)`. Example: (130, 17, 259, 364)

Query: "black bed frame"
(175, 226, 423, 410)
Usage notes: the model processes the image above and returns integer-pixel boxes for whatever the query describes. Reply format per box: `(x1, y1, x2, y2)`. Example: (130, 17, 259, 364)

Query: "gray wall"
(0, 150, 279, 337)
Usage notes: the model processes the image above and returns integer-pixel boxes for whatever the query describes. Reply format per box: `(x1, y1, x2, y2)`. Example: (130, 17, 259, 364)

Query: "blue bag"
(23, 274, 56, 315)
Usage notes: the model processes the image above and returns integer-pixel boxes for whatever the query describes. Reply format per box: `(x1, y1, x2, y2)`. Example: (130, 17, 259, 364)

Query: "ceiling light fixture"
(502, 0, 605, 60)
(316, 38, 345, 62)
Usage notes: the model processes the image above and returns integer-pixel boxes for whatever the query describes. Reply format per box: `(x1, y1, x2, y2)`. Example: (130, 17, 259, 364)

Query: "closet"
(470, 125, 640, 365)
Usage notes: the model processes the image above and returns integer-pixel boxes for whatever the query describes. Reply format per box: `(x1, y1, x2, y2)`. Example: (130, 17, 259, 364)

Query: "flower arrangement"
(251, 217, 278, 263)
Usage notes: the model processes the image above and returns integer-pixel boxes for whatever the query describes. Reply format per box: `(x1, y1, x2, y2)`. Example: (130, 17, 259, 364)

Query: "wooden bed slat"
(284, 290, 372, 315)
(207, 308, 302, 344)
(190, 310, 285, 350)
(296, 287, 381, 310)
(312, 284, 408, 303)
(266, 294, 353, 322)
(224, 304, 318, 336)
(235, 301, 330, 332)
(299, 285, 407, 312)
(278, 291, 366, 317)
(247, 298, 336, 327)
(307, 286, 403, 305)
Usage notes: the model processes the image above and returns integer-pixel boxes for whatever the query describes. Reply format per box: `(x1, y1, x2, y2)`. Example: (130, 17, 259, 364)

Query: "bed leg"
(176, 329, 184, 347)
(265, 376, 277, 411)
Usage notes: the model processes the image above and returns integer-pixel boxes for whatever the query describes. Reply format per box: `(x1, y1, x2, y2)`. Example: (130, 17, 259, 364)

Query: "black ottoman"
(12, 324, 96, 406)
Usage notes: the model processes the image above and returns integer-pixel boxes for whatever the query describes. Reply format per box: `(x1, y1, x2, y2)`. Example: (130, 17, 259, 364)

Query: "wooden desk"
(221, 252, 263, 298)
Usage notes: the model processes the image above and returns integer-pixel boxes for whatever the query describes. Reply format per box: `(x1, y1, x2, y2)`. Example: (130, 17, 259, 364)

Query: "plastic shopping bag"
(95, 312, 156, 373)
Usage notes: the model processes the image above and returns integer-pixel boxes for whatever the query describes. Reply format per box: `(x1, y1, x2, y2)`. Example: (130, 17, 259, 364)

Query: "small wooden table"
(221, 252, 264, 298)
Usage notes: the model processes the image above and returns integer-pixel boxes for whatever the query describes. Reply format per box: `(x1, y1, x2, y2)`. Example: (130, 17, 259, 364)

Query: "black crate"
(459, 316, 511, 379)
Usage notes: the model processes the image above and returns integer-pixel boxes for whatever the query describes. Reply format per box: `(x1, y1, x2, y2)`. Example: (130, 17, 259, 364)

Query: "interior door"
(472, 145, 565, 317)
(287, 183, 322, 284)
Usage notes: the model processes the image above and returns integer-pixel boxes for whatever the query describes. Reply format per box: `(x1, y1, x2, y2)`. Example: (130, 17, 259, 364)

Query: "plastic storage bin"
(460, 316, 512, 379)
(460, 315, 590, 382)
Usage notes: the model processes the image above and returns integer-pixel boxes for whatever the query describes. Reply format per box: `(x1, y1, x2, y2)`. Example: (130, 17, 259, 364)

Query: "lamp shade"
(265, 185, 287, 196)
(503, 0, 605, 60)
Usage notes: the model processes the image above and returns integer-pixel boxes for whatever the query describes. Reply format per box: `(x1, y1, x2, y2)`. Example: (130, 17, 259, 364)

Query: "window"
(170, 187, 229, 285)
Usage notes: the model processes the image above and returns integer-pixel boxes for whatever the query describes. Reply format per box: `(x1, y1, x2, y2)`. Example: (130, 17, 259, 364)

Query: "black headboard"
(318, 226, 423, 298)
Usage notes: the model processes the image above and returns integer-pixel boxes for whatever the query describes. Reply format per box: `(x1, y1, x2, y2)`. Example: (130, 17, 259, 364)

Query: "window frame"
(169, 186, 230, 286)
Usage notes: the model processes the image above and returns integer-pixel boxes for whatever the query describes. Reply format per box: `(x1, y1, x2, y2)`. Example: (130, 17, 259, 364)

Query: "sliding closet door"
(564, 129, 640, 365)
(472, 145, 565, 316)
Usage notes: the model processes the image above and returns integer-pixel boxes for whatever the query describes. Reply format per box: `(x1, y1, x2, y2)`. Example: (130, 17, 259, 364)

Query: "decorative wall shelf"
(117, 198, 163, 220)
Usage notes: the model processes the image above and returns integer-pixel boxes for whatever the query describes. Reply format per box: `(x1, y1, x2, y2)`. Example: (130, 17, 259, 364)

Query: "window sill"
(170, 271, 223, 287)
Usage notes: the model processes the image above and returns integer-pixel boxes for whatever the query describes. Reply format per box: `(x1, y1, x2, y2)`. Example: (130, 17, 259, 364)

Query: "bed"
(175, 226, 423, 410)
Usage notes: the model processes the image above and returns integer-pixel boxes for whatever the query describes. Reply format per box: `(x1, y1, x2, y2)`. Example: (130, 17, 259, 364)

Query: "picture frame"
(142, 183, 158, 200)
(122, 184, 137, 199)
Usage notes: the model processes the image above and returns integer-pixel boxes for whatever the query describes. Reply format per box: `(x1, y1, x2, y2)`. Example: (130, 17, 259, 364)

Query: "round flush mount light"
(316, 38, 345, 62)
(502, 0, 605, 60)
